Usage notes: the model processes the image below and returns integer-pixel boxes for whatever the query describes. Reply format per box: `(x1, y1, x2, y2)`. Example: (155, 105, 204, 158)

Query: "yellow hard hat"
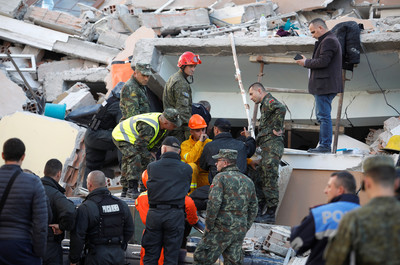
(382, 135, 400, 153)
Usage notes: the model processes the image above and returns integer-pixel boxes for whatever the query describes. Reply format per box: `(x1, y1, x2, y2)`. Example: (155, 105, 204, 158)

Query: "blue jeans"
(314, 93, 336, 148)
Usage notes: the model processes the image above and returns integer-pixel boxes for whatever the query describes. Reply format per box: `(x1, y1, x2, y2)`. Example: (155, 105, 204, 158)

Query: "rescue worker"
(163, 51, 202, 142)
(181, 114, 212, 191)
(193, 149, 258, 265)
(248, 82, 286, 224)
(84, 83, 122, 188)
(136, 170, 199, 265)
(325, 155, 400, 265)
(41, 159, 76, 265)
(69, 170, 134, 265)
(120, 63, 153, 121)
(290, 171, 360, 265)
(142, 136, 192, 264)
(112, 108, 181, 198)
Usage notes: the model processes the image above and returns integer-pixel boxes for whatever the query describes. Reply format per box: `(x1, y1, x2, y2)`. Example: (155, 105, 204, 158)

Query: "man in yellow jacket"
(181, 114, 212, 192)
(112, 108, 181, 198)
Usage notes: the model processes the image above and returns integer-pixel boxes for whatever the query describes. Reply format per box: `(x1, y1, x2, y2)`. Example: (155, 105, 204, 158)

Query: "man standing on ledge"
(249, 82, 286, 224)
(295, 18, 342, 153)
(163, 51, 202, 142)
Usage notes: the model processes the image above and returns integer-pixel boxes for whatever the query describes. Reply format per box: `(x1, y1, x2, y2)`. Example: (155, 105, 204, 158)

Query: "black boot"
(254, 206, 277, 224)
(127, 180, 140, 199)
(121, 187, 128, 198)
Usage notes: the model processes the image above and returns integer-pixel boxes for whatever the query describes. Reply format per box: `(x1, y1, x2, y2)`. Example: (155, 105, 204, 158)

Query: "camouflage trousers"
(193, 225, 246, 265)
(256, 138, 284, 208)
(113, 139, 152, 189)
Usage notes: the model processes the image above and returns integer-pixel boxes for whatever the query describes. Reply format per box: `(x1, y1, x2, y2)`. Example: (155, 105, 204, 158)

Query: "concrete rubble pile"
(0, 0, 399, 192)
(367, 116, 400, 154)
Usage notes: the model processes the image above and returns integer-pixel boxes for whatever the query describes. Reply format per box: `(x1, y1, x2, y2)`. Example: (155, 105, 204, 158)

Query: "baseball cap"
(135, 63, 152, 76)
(162, 136, 181, 149)
(362, 155, 395, 173)
(214, 118, 231, 131)
(212, 149, 238, 160)
(163, 108, 182, 127)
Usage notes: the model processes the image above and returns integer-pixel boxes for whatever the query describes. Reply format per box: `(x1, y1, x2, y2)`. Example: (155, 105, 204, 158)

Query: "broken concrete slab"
(43, 67, 108, 101)
(0, 14, 70, 51)
(24, 6, 90, 36)
(38, 59, 98, 82)
(0, 0, 27, 19)
(22, 45, 45, 63)
(272, 0, 334, 14)
(210, 5, 245, 25)
(138, 8, 210, 35)
(0, 111, 86, 179)
(97, 29, 129, 49)
(241, 2, 276, 23)
(0, 71, 28, 118)
(53, 37, 119, 65)
(57, 83, 96, 111)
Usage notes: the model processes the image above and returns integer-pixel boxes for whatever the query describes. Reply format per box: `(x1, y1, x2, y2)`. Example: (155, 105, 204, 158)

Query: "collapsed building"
(0, 0, 399, 263)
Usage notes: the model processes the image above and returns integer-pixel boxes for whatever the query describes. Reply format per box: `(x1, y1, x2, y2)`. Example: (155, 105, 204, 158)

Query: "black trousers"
(142, 208, 185, 265)
(43, 240, 63, 265)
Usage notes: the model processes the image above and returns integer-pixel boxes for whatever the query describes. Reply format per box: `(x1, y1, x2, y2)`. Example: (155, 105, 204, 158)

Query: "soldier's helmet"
(212, 149, 238, 161)
(177, 52, 202, 68)
(189, 114, 207, 129)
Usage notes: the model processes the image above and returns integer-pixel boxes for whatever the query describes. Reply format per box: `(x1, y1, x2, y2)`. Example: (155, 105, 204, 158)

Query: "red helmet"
(177, 52, 202, 68)
(188, 114, 207, 129)
(141, 170, 148, 189)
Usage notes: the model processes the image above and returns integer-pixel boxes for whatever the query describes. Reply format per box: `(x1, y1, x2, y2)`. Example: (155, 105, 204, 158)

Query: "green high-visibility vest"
(112, 112, 166, 149)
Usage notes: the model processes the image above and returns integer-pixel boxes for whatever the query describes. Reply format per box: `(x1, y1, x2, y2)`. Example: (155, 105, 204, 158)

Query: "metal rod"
(229, 33, 255, 138)
(332, 69, 346, 154)
(251, 62, 264, 134)
(6, 50, 43, 113)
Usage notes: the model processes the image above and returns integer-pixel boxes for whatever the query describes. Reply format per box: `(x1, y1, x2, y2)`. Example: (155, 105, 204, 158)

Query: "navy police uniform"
(69, 187, 134, 265)
(290, 194, 359, 265)
(142, 150, 192, 265)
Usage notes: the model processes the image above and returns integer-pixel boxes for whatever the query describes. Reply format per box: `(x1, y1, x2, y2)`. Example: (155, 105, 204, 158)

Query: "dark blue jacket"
(199, 132, 256, 183)
(0, 164, 48, 258)
(290, 194, 360, 265)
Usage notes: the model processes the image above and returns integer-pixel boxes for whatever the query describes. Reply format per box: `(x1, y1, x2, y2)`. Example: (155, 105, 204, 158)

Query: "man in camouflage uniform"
(112, 108, 181, 198)
(325, 155, 400, 265)
(163, 51, 202, 142)
(249, 82, 286, 224)
(119, 63, 152, 121)
(193, 149, 258, 265)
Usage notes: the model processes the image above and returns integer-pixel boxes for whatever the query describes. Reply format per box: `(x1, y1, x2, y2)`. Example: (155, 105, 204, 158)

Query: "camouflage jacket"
(206, 165, 258, 232)
(325, 196, 400, 265)
(120, 76, 150, 121)
(163, 71, 192, 126)
(135, 121, 166, 160)
(257, 93, 286, 144)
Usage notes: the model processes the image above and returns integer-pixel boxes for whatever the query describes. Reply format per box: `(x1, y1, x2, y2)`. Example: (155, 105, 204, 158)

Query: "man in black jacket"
(41, 158, 75, 265)
(296, 18, 342, 153)
(0, 138, 48, 264)
(199, 118, 256, 184)
(69, 170, 134, 265)
(142, 136, 192, 264)
(290, 171, 359, 265)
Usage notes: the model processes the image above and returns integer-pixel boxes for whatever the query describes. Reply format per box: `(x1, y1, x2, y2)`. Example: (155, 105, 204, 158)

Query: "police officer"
(84, 83, 122, 188)
(41, 159, 76, 265)
(69, 170, 134, 265)
(193, 149, 258, 265)
(141, 136, 192, 264)
(248, 82, 286, 224)
(112, 108, 182, 198)
(163, 51, 202, 142)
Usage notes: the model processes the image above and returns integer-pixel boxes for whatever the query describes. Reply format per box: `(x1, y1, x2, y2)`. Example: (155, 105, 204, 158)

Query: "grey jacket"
(0, 164, 48, 257)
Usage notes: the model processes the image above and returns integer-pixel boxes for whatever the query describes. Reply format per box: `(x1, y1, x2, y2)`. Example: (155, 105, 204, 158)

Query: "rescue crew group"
(1, 17, 400, 265)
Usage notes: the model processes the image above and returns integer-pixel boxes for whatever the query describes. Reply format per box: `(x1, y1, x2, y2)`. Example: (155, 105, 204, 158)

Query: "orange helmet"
(141, 170, 148, 189)
(189, 114, 207, 129)
(177, 52, 202, 68)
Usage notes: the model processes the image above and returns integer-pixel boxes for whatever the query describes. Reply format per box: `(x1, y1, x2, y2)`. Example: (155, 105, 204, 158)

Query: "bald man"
(69, 171, 134, 265)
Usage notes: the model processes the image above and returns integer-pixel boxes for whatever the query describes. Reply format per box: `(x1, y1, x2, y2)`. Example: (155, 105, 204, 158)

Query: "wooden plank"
(250, 55, 297, 64)
(285, 122, 345, 134)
